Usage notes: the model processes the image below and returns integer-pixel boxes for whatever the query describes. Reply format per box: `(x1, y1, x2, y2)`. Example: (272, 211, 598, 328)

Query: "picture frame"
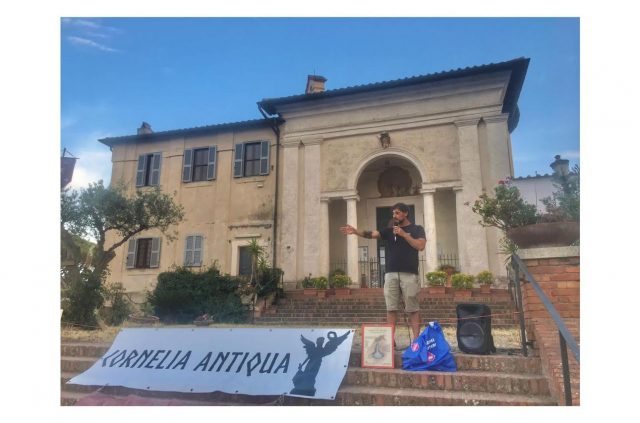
(361, 324, 395, 369)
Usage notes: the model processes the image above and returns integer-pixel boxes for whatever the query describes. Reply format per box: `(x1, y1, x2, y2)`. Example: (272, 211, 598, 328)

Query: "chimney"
(305, 75, 327, 94)
(137, 121, 153, 135)
(550, 154, 570, 177)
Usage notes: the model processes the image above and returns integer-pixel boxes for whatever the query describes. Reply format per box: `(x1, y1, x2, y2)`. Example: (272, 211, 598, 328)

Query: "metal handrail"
(510, 253, 580, 405)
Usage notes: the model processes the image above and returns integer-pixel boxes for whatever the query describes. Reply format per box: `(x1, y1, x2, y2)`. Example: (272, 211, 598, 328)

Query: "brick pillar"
(518, 247, 580, 322)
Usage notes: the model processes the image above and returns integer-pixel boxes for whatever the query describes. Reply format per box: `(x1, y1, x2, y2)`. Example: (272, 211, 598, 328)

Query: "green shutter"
(182, 149, 193, 182)
(126, 239, 137, 268)
(233, 143, 244, 178)
(207, 146, 217, 180)
(184, 235, 193, 266)
(135, 155, 146, 187)
(259, 140, 270, 175)
(150, 153, 161, 186)
(150, 238, 161, 268)
(194, 235, 203, 266)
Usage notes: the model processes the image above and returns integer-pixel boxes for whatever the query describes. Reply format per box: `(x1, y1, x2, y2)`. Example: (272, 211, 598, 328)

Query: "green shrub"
(99, 282, 132, 326)
(451, 273, 474, 289)
(425, 271, 447, 286)
(61, 266, 104, 329)
(330, 274, 351, 288)
(312, 276, 328, 289)
(147, 265, 247, 324)
(301, 275, 314, 288)
(256, 267, 284, 298)
(476, 270, 494, 286)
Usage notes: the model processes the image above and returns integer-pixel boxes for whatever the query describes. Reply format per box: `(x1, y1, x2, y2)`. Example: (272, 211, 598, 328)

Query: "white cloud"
(66, 147, 113, 191)
(67, 36, 119, 53)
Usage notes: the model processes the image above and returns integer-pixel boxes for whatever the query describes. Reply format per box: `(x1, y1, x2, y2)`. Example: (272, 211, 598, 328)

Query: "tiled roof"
(98, 117, 282, 147)
(258, 57, 530, 131)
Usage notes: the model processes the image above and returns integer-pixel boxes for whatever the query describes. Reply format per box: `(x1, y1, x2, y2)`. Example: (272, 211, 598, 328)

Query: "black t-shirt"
(380, 223, 426, 274)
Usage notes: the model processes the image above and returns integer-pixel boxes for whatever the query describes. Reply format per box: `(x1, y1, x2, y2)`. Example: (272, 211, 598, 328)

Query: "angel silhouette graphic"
(290, 330, 350, 396)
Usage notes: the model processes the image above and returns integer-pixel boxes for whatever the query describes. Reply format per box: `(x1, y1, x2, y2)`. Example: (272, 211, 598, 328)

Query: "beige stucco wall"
(275, 71, 516, 283)
(105, 127, 277, 299)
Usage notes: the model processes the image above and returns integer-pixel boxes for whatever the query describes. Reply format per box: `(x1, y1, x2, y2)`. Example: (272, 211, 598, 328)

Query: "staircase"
(254, 288, 519, 327)
(61, 340, 555, 406)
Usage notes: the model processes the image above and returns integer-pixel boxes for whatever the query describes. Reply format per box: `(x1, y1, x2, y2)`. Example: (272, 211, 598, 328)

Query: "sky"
(61, 17, 580, 189)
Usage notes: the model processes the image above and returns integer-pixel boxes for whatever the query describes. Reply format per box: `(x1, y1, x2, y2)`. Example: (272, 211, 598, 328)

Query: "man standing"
(340, 203, 426, 343)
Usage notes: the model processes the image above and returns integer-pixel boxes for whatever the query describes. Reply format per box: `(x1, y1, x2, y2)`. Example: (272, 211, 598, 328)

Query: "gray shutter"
(206, 146, 217, 180)
(259, 140, 270, 175)
(184, 236, 194, 266)
(126, 239, 137, 268)
(150, 238, 161, 268)
(182, 149, 193, 183)
(194, 236, 203, 266)
(233, 143, 244, 178)
(135, 155, 146, 187)
(150, 153, 161, 186)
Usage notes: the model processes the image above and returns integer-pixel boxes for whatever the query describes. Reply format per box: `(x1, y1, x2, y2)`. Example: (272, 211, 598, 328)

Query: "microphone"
(393, 220, 399, 242)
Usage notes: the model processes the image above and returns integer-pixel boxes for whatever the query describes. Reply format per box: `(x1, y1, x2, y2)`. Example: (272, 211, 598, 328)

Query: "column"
(421, 189, 438, 272)
(455, 118, 490, 274)
(345, 195, 360, 288)
(482, 114, 512, 277)
(303, 140, 322, 278)
(280, 142, 300, 285)
(319, 198, 330, 278)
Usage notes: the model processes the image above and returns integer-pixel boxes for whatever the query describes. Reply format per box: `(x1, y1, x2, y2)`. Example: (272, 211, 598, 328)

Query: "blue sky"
(61, 17, 579, 188)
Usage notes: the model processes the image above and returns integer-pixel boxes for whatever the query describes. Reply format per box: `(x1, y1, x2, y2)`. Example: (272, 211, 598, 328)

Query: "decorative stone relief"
(377, 166, 413, 197)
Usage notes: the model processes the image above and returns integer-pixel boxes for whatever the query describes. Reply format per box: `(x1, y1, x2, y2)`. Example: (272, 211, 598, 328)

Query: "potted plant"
(330, 271, 352, 296)
(301, 274, 317, 296)
(425, 271, 447, 295)
(472, 170, 579, 250)
(313, 276, 330, 298)
(438, 264, 458, 287)
(451, 273, 474, 298)
(476, 270, 494, 294)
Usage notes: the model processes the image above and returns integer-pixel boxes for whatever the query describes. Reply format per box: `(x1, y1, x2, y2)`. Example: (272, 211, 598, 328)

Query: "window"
(182, 146, 217, 182)
(233, 140, 270, 178)
(184, 235, 203, 267)
(126, 238, 161, 269)
(136, 153, 162, 187)
(238, 246, 252, 277)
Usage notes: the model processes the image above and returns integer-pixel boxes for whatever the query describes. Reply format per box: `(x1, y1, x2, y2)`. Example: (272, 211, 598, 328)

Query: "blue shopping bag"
(402, 321, 457, 372)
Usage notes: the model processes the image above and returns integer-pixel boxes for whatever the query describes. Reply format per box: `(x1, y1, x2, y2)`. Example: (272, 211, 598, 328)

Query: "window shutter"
(135, 155, 146, 187)
(233, 143, 244, 178)
(184, 236, 194, 266)
(206, 146, 217, 180)
(194, 235, 203, 266)
(259, 140, 270, 175)
(150, 238, 161, 268)
(182, 149, 193, 182)
(150, 153, 162, 186)
(126, 239, 137, 268)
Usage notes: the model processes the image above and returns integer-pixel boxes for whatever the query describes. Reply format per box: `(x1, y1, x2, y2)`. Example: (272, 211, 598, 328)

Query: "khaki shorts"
(383, 272, 420, 313)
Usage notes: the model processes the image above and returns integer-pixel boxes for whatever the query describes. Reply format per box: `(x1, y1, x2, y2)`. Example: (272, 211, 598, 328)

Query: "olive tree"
(61, 180, 184, 327)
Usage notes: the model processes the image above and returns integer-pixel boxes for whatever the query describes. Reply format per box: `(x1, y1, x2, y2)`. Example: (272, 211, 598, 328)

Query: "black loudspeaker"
(456, 303, 496, 355)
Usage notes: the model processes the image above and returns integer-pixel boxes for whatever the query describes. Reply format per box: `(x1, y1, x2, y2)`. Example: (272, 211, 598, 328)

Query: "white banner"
(68, 328, 354, 400)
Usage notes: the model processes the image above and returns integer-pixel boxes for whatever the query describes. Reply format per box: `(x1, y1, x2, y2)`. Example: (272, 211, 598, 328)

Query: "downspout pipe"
(258, 105, 282, 270)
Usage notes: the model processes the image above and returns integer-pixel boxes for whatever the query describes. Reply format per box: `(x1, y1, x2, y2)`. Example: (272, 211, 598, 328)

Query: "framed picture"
(361, 324, 394, 369)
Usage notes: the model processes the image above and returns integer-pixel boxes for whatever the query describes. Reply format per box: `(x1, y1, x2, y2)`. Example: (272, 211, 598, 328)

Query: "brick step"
(252, 318, 518, 327)
(62, 366, 548, 397)
(332, 385, 556, 406)
(348, 351, 542, 374)
(344, 367, 549, 396)
(61, 384, 556, 406)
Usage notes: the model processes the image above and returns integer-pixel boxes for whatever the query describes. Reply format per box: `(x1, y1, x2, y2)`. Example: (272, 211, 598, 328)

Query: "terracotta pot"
(303, 288, 317, 296)
(453, 289, 472, 298)
(334, 288, 351, 296)
(317, 290, 328, 298)
(507, 221, 579, 248)
(427, 286, 446, 295)
(480, 284, 492, 294)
